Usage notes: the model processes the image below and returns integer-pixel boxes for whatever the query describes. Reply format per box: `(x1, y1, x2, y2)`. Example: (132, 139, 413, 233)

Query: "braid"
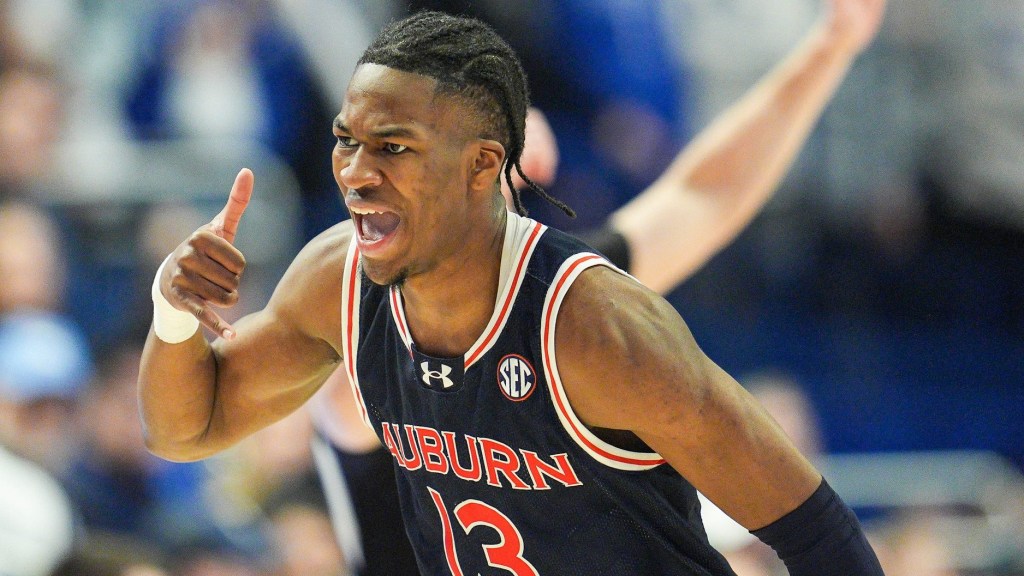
(359, 11, 575, 218)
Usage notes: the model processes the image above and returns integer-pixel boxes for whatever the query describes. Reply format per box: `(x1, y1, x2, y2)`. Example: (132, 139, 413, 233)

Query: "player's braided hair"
(358, 11, 575, 218)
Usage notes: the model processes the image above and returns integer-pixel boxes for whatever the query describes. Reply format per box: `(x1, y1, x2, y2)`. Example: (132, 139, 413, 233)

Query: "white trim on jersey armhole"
(463, 216, 545, 370)
(388, 285, 414, 353)
(541, 253, 666, 471)
(341, 236, 372, 429)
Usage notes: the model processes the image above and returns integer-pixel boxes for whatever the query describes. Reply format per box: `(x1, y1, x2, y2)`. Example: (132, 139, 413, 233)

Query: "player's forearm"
(659, 19, 862, 212)
(607, 20, 867, 293)
(138, 330, 224, 462)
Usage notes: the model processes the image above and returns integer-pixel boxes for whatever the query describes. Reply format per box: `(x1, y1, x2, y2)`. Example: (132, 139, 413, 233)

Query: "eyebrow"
(333, 117, 421, 140)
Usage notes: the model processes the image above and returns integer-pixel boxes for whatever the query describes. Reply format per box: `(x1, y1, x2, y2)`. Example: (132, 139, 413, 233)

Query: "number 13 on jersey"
(428, 487, 541, 576)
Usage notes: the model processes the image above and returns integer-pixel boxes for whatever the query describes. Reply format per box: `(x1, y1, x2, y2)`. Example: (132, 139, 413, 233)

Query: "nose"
(338, 147, 383, 190)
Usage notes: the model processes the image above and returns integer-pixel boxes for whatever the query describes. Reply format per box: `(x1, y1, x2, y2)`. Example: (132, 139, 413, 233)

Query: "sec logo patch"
(497, 354, 536, 401)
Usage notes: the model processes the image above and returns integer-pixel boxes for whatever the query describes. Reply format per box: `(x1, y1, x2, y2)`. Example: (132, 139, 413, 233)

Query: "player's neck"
(399, 207, 507, 357)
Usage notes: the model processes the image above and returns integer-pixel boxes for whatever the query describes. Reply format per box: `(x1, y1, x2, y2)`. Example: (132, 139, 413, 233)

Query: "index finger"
(211, 168, 254, 244)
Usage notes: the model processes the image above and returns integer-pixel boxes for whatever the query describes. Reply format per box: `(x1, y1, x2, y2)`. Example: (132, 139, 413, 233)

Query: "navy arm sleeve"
(751, 478, 885, 575)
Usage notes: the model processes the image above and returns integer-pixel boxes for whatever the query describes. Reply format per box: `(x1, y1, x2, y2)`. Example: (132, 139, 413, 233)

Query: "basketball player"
(139, 7, 886, 576)
(308, 0, 888, 574)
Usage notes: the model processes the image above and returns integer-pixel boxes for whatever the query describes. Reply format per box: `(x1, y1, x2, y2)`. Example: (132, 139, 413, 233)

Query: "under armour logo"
(421, 361, 454, 389)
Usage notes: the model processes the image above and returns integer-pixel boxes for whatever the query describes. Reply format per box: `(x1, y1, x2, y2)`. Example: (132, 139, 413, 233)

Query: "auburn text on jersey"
(380, 422, 584, 490)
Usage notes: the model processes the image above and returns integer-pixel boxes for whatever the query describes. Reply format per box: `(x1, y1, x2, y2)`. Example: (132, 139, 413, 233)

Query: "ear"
(469, 139, 506, 192)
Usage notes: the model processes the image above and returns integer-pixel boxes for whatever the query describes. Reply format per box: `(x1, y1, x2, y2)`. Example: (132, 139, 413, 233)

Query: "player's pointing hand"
(154, 168, 254, 341)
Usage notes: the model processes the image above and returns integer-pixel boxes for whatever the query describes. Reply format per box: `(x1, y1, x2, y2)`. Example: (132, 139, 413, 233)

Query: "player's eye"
(336, 136, 358, 148)
(385, 142, 408, 154)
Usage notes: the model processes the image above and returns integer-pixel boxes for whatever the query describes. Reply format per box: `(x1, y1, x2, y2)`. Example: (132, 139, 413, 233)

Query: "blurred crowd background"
(0, 0, 1021, 575)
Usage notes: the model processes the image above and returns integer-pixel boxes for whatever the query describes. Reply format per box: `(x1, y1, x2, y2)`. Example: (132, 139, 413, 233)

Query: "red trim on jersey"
(344, 247, 359, 381)
(464, 221, 543, 369)
(389, 286, 414, 358)
(344, 244, 369, 425)
(542, 254, 667, 468)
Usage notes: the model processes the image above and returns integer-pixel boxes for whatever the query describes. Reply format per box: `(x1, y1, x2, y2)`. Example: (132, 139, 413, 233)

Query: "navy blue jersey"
(341, 213, 736, 576)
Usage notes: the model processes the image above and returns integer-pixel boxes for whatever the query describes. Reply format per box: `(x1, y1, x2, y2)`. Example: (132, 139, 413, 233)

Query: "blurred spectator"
(0, 311, 93, 472)
(122, 0, 336, 240)
(51, 532, 169, 576)
(903, 0, 1024, 231)
(263, 474, 348, 576)
(870, 511, 961, 576)
(203, 404, 345, 575)
(2, 1, 176, 196)
(53, 557, 169, 576)
(0, 4, 21, 66)
(165, 545, 265, 576)
(661, 0, 818, 129)
(60, 343, 269, 569)
(270, 0, 376, 112)
(0, 200, 93, 472)
(0, 444, 75, 576)
(208, 407, 318, 517)
(745, 370, 826, 459)
(0, 64, 65, 199)
(0, 201, 67, 312)
(0, 0, 77, 68)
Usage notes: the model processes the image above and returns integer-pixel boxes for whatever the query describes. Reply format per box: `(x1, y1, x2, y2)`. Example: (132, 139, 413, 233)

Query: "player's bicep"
(205, 225, 349, 442)
(206, 307, 339, 439)
(555, 269, 820, 528)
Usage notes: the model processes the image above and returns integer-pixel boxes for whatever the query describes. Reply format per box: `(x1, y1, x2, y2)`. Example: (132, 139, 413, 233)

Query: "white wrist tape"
(151, 256, 200, 343)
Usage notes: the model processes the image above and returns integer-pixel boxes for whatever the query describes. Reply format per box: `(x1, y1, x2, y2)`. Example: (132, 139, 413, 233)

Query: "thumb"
(211, 168, 254, 244)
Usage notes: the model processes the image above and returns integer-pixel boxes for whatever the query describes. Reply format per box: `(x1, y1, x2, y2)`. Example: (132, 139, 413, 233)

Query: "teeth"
(349, 207, 381, 215)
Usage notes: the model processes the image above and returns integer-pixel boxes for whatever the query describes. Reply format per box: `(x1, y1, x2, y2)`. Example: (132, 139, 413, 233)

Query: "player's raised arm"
(610, 0, 887, 294)
(139, 169, 348, 462)
(555, 267, 884, 575)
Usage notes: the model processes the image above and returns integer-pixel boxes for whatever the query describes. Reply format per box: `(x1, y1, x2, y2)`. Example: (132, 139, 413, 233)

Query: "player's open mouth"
(350, 206, 401, 245)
